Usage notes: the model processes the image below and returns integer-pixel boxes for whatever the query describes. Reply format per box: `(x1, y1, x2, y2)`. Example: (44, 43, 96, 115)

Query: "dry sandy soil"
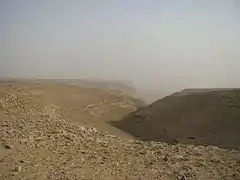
(0, 80, 144, 140)
(0, 80, 240, 179)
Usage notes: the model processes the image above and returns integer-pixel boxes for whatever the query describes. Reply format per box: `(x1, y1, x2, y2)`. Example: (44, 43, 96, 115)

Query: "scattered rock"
(106, 134, 117, 138)
(12, 165, 22, 175)
(89, 127, 97, 133)
(180, 175, 186, 180)
(3, 143, 13, 149)
(163, 155, 168, 162)
(0, 83, 239, 180)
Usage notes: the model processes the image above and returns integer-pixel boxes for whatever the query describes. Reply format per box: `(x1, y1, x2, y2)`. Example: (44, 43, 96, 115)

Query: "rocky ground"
(0, 80, 145, 139)
(0, 83, 240, 179)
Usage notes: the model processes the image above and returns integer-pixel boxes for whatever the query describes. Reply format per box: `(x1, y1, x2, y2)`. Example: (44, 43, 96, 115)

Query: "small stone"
(89, 128, 97, 133)
(99, 160, 105, 164)
(4, 144, 13, 149)
(163, 155, 168, 162)
(1, 123, 8, 127)
(180, 175, 187, 180)
(107, 134, 117, 138)
(12, 165, 22, 174)
(188, 136, 196, 140)
(148, 161, 154, 165)
(79, 127, 86, 132)
(81, 157, 85, 163)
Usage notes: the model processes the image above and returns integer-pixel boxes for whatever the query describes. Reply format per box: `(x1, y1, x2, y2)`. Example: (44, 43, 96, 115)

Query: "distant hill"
(54, 79, 136, 95)
(173, 88, 239, 96)
(111, 89, 240, 149)
(0, 78, 137, 96)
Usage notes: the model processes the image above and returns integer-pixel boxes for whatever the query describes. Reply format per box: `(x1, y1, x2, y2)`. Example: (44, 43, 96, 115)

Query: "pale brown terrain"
(0, 80, 240, 179)
(0, 80, 144, 140)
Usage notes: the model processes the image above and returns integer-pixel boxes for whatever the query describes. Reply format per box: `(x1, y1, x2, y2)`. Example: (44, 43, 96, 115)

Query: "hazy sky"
(0, 0, 240, 92)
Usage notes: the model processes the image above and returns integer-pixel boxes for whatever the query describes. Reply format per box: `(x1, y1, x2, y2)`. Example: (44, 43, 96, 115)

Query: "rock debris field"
(0, 83, 240, 180)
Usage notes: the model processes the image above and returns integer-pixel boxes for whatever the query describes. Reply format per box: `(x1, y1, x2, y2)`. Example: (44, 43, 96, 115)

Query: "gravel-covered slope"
(0, 85, 240, 180)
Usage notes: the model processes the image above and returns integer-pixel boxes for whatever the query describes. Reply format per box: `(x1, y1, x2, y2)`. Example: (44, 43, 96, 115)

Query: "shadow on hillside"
(109, 90, 240, 150)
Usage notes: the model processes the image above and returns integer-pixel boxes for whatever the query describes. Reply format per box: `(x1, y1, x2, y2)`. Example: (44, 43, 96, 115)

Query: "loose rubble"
(0, 85, 240, 180)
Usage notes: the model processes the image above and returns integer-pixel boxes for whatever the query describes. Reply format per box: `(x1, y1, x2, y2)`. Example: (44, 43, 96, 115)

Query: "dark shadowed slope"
(110, 89, 240, 149)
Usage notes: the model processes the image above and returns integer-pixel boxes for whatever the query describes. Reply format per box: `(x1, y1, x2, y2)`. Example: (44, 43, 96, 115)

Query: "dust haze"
(0, 0, 240, 102)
